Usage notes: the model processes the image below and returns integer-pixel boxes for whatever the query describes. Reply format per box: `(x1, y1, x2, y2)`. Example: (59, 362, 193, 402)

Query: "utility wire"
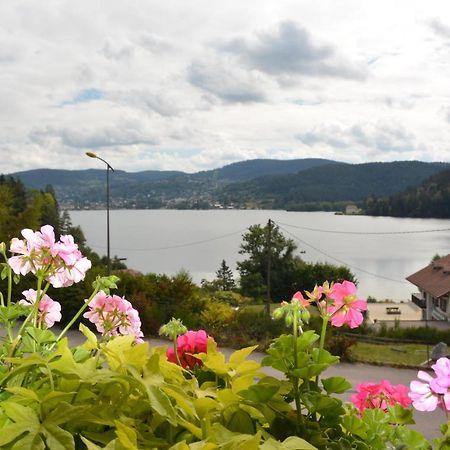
(275, 222, 410, 285)
(277, 221, 450, 235)
(88, 226, 256, 252)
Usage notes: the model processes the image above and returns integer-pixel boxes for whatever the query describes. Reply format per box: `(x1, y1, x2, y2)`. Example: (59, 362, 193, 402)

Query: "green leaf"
(388, 404, 414, 425)
(1, 263, 9, 280)
(393, 426, 430, 449)
(290, 363, 328, 379)
(80, 436, 103, 450)
(145, 385, 177, 425)
(194, 397, 219, 419)
(0, 423, 30, 446)
(296, 330, 320, 351)
(24, 327, 57, 345)
(44, 402, 89, 426)
(5, 386, 39, 402)
(11, 433, 45, 450)
(238, 383, 280, 403)
(342, 414, 367, 439)
(42, 424, 75, 450)
(321, 376, 352, 394)
(79, 323, 98, 350)
(115, 420, 138, 450)
(311, 348, 339, 365)
(1, 401, 40, 430)
(229, 345, 258, 365)
(0, 304, 28, 321)
(227, 409, 255, 434)
(281, 436, 317, 449)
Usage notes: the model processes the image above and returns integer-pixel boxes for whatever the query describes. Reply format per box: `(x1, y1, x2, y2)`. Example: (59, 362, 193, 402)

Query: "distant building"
(345, 204, 360, 215)
(406, 254, 450, 321)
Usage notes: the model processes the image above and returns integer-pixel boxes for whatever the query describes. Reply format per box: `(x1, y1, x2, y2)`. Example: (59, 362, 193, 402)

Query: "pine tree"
(215, 259, 236, 291)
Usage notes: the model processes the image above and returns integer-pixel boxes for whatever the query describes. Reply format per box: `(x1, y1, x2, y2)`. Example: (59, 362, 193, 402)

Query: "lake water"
(69, 210, 450, 301)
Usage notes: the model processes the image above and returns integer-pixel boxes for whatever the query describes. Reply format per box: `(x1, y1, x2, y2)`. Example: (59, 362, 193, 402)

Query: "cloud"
(188, 60, 268, 103)
(220, 21, 366, 80)
(30, 118, 158, 149)
(297, 121, 421, 156)
(428, 19, 450, 39)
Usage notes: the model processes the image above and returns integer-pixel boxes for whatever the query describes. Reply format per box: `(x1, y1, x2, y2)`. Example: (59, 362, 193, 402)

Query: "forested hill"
(217, 161, 450, 210)
(7, 159, 449, 210)
(8, 158, 338, 208)
(364, 168, 450, 218)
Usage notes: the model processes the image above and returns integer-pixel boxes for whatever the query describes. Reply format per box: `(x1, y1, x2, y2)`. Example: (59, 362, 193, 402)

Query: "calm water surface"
(69, 210, 450, 301)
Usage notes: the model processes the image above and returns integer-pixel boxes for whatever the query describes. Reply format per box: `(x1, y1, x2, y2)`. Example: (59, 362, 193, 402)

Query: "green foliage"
(218, 161, 448, 209)
(237, 222, 298, 301)
(237, 223, 355, 302)
(0, 241, 443, 450)
(215, 260, 236, 291)
(0, 176, 61, 243)
(365, 168, 450, 218)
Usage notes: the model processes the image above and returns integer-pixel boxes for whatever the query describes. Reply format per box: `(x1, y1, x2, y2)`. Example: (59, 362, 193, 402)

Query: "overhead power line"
(275, 222, 410, 285)
(88, 226, 255, 252)
(276, 221, 450, 235)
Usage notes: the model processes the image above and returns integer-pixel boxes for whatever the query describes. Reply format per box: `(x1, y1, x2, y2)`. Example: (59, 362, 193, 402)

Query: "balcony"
(411, 293, 426, 309)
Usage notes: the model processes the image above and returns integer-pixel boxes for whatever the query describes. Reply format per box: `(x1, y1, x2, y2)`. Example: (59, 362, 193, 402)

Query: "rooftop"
(406, 254, 450, 298)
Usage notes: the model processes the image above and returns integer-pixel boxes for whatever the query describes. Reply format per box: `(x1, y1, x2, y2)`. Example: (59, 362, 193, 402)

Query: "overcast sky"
(1, 0, 450, 174)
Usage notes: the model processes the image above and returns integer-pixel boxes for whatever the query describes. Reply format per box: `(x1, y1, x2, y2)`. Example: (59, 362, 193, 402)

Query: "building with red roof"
(406, 254, 450, 321)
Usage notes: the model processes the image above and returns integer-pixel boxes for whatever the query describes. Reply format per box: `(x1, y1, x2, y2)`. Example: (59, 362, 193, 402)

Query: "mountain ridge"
(5, 158, 449, 210)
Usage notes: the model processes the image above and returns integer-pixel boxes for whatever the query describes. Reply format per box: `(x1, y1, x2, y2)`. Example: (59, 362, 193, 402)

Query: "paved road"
(61, 330, 442, 442)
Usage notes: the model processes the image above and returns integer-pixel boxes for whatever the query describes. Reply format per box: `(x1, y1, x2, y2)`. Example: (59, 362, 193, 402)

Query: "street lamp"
(85, 151, 115, 275)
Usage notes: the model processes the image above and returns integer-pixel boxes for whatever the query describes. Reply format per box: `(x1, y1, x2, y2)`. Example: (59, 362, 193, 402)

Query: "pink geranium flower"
(83, 290, 144, 343)
(19, 289, 62, 328)
(292, 291, 310, 308)
(409, 357, 450, 412)
(327, 280, 367, 328)
(351, 379, 411, 413)
(167, 330, 208, 369)
(8, 225, 91, 288)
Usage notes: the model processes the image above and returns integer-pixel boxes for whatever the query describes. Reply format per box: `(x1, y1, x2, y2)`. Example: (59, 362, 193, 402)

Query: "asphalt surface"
(61, 329, 442, 442)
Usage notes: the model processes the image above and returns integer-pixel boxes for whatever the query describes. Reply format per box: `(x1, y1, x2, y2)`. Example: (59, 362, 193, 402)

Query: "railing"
(431, 307, 448, 321)
(411, 293, 426, 309)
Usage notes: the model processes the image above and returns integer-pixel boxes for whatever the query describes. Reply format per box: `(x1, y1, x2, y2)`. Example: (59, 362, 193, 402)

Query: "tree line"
(364, 169, 450, 218)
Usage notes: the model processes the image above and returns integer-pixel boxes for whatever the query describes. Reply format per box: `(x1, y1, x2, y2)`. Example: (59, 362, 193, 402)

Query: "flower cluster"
(409, 357, 450, 412)
(351, 379, 411, 413)
(19, 289, 62, 328)
(83, 290, 144, 343)
(167, 330, 208, 369)
(290, 280, 368, 329)
(8, 225, 91, 288)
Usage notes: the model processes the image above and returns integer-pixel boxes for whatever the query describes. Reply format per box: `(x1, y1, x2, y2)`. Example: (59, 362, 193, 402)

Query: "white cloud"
(1, 0, 450, 175)
(297, 120, 424, 161)
(219, 20, 366, 80)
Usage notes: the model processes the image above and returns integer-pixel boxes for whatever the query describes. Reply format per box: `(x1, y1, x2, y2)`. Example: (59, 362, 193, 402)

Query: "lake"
(69, 210, 450, 301)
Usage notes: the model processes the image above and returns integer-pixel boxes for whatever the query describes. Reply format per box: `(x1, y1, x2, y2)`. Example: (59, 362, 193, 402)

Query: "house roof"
(406, 254, 450, 298)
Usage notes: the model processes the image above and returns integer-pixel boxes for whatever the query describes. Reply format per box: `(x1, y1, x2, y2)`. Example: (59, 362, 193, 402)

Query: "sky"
(1, 0, 450, 174)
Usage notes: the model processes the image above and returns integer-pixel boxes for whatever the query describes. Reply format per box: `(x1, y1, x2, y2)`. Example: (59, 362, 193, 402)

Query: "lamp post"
(85, 151, 115, 275)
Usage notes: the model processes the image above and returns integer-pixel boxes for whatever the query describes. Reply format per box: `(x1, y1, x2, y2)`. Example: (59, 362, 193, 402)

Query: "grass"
(349, 342, 432, 366)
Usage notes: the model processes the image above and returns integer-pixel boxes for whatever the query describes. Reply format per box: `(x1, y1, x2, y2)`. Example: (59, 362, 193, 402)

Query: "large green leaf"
(321, 376, 352, 395)
(42, 424, 75, 450)
(238, 384, 280, 403)
(114, 420, 138, 450)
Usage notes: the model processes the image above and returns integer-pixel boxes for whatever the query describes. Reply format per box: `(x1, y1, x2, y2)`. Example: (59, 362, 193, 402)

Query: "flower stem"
(291, 307, 304, 430)
(54, 286, 100, 344)
(318, 315, 329, 363)
(173, 337, 183, 367)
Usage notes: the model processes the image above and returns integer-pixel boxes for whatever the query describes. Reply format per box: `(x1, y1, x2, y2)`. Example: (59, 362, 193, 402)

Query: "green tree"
(215, 259, 236, 291)
(237, 221, 297, 302)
